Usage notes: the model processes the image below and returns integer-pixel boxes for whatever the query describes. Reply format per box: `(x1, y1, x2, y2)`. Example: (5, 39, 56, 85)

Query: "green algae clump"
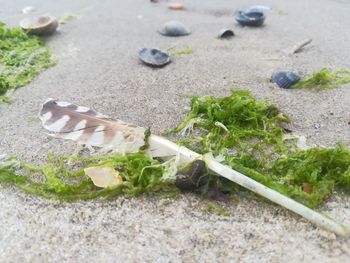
(0, 22, 55, 102)
(294, 68, 350, 90)
(172, 89, 350, 207)
(0, 153, 178, 201)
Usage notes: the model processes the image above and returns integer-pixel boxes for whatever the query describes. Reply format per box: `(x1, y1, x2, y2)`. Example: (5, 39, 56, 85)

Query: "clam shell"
(175, 160, 208, 191)
(158, 20, 191, 36)
(19, 15, 58, 35)
(235, 11, 265, 27)
(218, 28, 234, 39)
(138, 48, 171, 67)
(271, 71, 300, 89)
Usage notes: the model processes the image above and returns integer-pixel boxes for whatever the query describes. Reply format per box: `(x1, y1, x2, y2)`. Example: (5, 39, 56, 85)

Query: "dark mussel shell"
(19, 16, 58, 35)
(235, 11, 265, 27)
(218, 28, 235, 39)
(175, 160, 208, 191)
(158, 20, 191, 36)
(271, 71, 301, 89)
(138, 48, 171, 67)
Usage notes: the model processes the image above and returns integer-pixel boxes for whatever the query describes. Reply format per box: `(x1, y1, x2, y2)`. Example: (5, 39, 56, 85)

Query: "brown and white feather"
(39, 99, 146, 153)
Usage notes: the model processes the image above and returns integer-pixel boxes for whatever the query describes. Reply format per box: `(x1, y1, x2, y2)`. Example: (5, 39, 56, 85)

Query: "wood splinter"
(290, 38, 312, 54)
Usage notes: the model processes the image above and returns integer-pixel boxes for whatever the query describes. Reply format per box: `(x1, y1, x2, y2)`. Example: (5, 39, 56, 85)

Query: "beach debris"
(22, 6, 35, 14)
(39, 99, 146, 153)
(168, 3, 185, 10)
(271, 71, 301, 89)
(277, 10, 288, 16)
(203, 202, 230, 216)
(138, 48, 171, 67)
(167, 46, 192, 56)
(175, 160, 208, 191)
(158, 20, 191, 36)
(59, 14, 76, 24)
(218, 28, 234, 39)
(294, 68, 350, 90)
(290, 38, 312, 54)
(303, 182, 313, 194)
(235, 11, 265, 27)
(37, 98, 349, 235)
(0, 22, 54, 103)
(84, 166, 123, 188)
(19, 15, 58, 35)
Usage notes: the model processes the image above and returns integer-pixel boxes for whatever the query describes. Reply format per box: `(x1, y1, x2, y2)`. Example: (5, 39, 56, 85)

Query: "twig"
(290, 38, 312, 54)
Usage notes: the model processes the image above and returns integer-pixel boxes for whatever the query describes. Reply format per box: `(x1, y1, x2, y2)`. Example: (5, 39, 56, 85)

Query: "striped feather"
(39, 99, 146, 153)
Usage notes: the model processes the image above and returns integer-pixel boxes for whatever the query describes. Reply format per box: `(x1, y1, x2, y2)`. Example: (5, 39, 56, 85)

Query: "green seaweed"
(203, 202, 230, 216)
(171, 89, 350, 207)
(0, 22, 55, 100)
(277, 10, 288, 16)
(0, 153, 178, 201)
(61, 14, 76, 23)
(167, 46, 193, 56)
(173, 88, 290, 158)
(294, 68, 350, 90)
(1, 89, 350, 207)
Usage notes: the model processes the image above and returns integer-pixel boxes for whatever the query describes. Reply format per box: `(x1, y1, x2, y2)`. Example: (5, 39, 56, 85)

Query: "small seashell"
(19, 15, 58, 35)
(271, 71, 301, 89)
(235, 11, 265, 27)
(158, 20, 191, 37)
(138, 48, 171, 67)
(175, 160, 208, 191)
(218, 28, 234, 39)
(22, 6, 35, 14)
(168, 3, 185, 10)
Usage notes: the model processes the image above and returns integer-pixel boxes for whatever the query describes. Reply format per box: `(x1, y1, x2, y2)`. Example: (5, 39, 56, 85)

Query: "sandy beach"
(1, 0, 350, 262)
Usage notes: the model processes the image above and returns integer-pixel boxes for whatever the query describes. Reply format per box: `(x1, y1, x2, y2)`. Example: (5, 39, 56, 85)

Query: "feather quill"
(39, 99, 349, 236)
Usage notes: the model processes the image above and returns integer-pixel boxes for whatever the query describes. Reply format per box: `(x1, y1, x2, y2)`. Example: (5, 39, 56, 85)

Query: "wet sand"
(0, 0, 350, 262)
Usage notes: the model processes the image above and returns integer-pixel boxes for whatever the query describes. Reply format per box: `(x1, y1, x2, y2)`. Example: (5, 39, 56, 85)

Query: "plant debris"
(203, 202, 230, 216)
(294, 68, 350, 90)
(0, 22, 55, 102)
(0, 153, 178, 201)
(1, 89, 350, 209)
(170, 89, 350, 207)
(60, 14, 76, 24)
(167, 46, 193, 56)
(289, 38, 312, 54)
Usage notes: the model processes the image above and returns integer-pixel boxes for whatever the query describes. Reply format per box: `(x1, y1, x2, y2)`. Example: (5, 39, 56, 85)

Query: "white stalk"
(149, 135, 349, 236)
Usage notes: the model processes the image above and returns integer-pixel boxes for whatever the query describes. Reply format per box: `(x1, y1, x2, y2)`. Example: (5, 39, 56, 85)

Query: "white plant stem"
(149, 135, 349, 236)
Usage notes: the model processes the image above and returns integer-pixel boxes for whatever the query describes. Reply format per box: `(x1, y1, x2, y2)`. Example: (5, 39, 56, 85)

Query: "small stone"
(313, 123, 321, 129)
(168, 3, 185, 10)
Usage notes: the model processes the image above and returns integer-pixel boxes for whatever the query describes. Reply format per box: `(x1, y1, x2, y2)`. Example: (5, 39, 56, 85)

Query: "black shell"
(175, 160, 208, 191)
(158, 20, 191, 36)
(218, 28, 235, 39)
(138, 48, 171, 67)
(19, 16, 58, 35)
(271, 71, 301, 89)
(235, 11, 265, 27)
